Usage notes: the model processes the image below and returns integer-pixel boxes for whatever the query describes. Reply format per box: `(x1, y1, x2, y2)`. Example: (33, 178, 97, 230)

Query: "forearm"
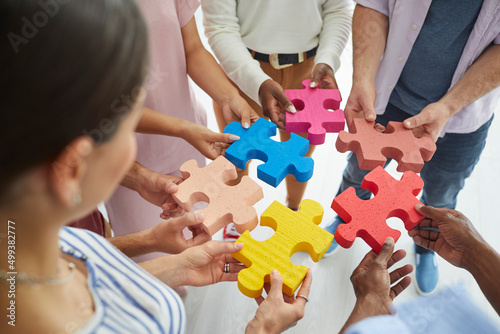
(136, 107, 191, 138)
(439, 44, 500, 115)
(139, 254, 187, 288)
(108, 228, 157, 258)
(351, 4, 389, 84)
(465, 242, 500, 315)
(339, 296, 391, 333)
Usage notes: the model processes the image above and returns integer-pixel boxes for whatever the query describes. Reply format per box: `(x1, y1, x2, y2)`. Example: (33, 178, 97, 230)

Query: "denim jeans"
(334, 103, 494, 253)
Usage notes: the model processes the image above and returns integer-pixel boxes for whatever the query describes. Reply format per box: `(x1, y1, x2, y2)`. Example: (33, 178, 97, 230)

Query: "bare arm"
(181, 17, 258, 127)
(404, 44, 500, 141)
(344, 5, 389, 126)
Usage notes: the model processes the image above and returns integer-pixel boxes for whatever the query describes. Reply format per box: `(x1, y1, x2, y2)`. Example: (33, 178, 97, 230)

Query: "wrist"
(355, 293, 392, 317)
(121, 162, 146, 192)
(245, 320, 276, 334)
(463, 241, 493, 274)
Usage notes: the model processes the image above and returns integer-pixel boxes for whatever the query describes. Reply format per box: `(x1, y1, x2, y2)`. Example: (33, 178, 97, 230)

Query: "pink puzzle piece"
(336, 118, 437, 173)
(173, 157, 264, 235)
(285, 79, 345, 145)
(331, 166, 425, 253)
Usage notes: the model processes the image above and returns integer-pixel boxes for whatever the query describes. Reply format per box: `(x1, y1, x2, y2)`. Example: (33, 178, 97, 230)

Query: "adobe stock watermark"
(7, 0, 73, 54)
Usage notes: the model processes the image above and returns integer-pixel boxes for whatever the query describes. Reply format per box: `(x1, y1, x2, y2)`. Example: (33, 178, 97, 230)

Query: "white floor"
(182, 10, 500, 333)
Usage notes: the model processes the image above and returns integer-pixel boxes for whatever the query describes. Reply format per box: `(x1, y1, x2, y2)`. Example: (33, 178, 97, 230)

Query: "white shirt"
(356, 0, 500, 135)
(202, 0, 353, 104)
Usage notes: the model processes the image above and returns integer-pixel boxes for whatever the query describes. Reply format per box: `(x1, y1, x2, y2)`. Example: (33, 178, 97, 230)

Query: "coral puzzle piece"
(172, 157, 264, 235)
(331, 166, 425, 253)
(224, 118, 314, 187)
(232, 199, 333, 298)
(285, 79, 345, 145)
(336, 118, 437, 173)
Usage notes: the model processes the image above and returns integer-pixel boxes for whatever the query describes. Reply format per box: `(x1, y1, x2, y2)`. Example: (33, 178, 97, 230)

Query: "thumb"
(210, 131, 240, 144)
(415, 204, 448, 222)
(175, 212, 205, 228)
(376, 237, 395, 265)
(360, 100, 377, 122)
(275, 89, 296, 114)
(404, 113, 429, 129)
(156, 176, 179, 194)
(310, 69, 322, 88)
(268, 269, 284, 300)
(239, 107, 256, 129)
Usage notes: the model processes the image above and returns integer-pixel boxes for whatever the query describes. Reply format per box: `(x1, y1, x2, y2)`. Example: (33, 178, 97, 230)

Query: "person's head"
(0, 0, 149, 224)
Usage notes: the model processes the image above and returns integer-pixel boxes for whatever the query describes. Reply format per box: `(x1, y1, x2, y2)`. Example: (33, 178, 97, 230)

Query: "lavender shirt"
(355, 0, 500, 135)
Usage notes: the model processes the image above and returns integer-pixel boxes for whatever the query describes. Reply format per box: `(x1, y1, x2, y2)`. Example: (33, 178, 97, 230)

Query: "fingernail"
(310, 81, 317, 88)
(229, 134, 240, 141)
(367, 114, 375, 120)
(415, 204, 423, 210)
(405, 120, 412, 127)
(160, 214, 166, 219)
(243, 122, 250, 129)
(271, 269, 278, 275)
(288, 105, 297, 113)
(167, 184, 177, 192)
(235, 243, 244, 250)
(385, 237, 394, 245)
(195, 212, 204, 221)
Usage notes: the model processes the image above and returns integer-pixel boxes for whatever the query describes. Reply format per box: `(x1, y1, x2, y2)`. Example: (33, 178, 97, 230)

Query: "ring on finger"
(224, 263, 230, 273)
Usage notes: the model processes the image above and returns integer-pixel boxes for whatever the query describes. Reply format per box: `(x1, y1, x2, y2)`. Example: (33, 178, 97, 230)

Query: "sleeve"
(494, 33, 500, 45)
(344, 315, 412, 334)
(354, 0, 390, 17)
(201, 0, 270, 105)
(315, 0, 354, 73)
(178, 0, 200, 28)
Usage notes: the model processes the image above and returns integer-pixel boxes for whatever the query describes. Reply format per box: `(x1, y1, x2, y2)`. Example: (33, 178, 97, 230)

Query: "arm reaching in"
(340, 237, 413, 333)
(409, 205, 500, 315)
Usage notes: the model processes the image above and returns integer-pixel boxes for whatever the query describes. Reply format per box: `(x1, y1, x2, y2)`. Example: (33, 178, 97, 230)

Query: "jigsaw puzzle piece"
(232, 200, 332, 298)
(224, 118, 314, 187)
(285, 79, 345, 145)
(173, 157, 263, 235)
(331, 166, 425, 253)
(336, 118, 436, 172)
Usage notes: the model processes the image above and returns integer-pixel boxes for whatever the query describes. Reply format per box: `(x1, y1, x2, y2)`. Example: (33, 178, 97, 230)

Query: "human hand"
(351, 238, 412, 312)
(310, 63, 339, 90)
(409, 205, 486, 269)
(259, 79, 296, 130)
(403, 102, 452, 142)
(246, 269, 312, 334)
(132, 165, 184, 219)
(184, 122, 240, 160)
(177, 241, 244, 287)
(344, 79, 379, 130)
(149, 212, 211, 254)
(220, 94, 260, 129)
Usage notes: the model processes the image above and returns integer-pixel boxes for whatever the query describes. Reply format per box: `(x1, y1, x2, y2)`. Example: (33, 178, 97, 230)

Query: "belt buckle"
(269, 53, 293, 70)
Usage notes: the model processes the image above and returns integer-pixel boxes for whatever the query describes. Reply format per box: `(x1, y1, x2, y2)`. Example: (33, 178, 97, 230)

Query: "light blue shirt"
(345, 286, 500, 334)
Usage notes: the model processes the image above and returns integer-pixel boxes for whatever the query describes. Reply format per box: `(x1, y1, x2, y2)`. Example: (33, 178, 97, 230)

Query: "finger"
(212, 131, 240, 144)
(415, 204, 456, 223)
(389, 264, 413, 284)
(389, 276, 412, 300)
(375, 237, 395, 266)
(410, 217, 438, 230)
(294, 268, 312, 306)
(174, 212, 205, 228)
(156, 176, 181, 194)
(274, 89, 296, 114)
(373, 123, 385, 133)
(268, 269, 285, 300)
(310, 69, 322, 88)
(412, 235, 436, 252)
(411, 229, 440, 242)
(360, 100, 376, 122)
(190, 230, 211, 247)
(386, 249, 406, 269)
(355, 249, 378, 272)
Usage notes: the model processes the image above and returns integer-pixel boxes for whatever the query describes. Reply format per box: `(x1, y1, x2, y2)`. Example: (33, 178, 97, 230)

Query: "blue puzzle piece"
(224, 118, 314, 187)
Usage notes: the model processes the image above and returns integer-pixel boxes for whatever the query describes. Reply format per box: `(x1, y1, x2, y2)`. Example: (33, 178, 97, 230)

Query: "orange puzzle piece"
(173, 157, 264, 235)
(336, 118, 436, 173)
(232, 200, 333, 298)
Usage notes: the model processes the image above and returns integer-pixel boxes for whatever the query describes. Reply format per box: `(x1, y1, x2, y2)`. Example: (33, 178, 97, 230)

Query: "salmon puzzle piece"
(173, 156, 264, 235)
(232, 199, 333, 298)
(331, 166, 425, 253)
(336, 118, 437, 173)
(224, 118, 314, 187)
(285, 79, 345, 145)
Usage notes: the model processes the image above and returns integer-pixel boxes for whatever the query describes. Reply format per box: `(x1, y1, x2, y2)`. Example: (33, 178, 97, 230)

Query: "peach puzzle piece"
(232, 199, 333, 298)
(336, 118, 437, 173)
(331, 166, 425, 254)
(173, 157, 264, 235)
(285, 79, 345, 145)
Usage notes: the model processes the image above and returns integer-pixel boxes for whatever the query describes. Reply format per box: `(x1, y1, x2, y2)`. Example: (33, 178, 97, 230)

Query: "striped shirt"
(59, 227, 186, 334)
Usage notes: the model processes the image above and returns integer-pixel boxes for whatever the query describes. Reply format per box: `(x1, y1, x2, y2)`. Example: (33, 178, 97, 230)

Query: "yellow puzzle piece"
(232, 199, 333, 298)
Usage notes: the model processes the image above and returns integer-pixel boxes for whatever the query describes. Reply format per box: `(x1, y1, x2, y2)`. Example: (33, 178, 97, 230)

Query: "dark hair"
(0, 0, 149, 198)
